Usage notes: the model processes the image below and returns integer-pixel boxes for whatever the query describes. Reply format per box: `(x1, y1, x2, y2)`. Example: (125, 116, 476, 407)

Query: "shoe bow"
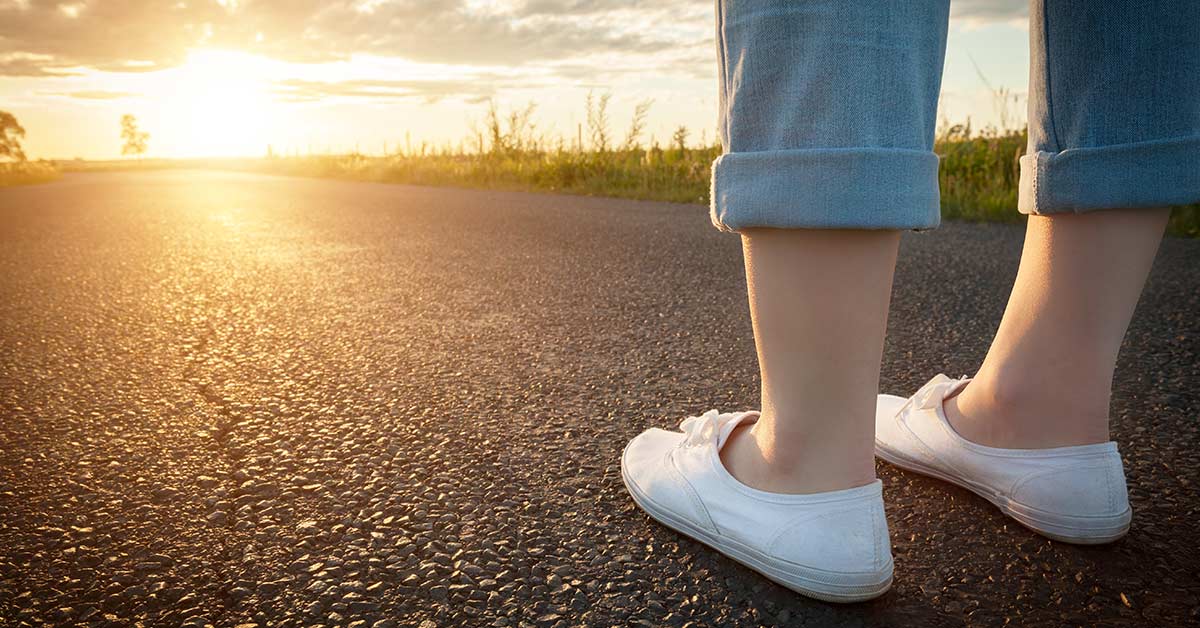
(907, 373, 970, 412)
(679, 409, 741, 448)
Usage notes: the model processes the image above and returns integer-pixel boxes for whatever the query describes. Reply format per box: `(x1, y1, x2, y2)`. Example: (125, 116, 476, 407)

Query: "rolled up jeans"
(710, 0, 1200, 232)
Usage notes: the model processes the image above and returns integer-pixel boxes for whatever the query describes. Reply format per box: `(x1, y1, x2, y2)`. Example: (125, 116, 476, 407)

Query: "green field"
(242, 125, 1199, 237)
(0, 161, 60, 187)
(9, 122, 1198, 237)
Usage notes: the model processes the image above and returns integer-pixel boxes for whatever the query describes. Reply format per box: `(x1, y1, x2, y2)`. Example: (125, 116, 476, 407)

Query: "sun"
(163, 50, 277, 157)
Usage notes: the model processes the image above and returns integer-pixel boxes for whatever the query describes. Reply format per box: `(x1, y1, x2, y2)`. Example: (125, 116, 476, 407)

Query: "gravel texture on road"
(1, 171, 1197, 627)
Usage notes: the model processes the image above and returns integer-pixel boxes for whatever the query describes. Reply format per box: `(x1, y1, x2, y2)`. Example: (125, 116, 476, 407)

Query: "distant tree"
(121, 114, 149, 158)
(0, 110, 27, 162)
(671, 125, 690, 155)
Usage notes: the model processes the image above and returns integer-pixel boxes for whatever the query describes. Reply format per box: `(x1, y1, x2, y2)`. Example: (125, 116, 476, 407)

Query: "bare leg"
(945, 208, 1170, 449)
(721, 228, 900, 494)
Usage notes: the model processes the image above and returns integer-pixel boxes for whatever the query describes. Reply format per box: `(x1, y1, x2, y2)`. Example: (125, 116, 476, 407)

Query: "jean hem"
(1018, 135, 1200, 215)
(710, 148, 942, 232)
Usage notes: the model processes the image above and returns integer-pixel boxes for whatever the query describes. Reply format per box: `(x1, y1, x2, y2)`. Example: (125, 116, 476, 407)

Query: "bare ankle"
(947, 377, 1110, 448)
(719, 422, 875, 494)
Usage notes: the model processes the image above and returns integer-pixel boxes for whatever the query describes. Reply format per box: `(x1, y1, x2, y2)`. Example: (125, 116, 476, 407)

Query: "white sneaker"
(876, 374, 1131, 544)
(620, 410, 894, 602)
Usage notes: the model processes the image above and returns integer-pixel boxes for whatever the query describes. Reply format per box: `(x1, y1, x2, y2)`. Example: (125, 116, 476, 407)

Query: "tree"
(0, 111, 27, 162)
(671, 125, 690, 155)
(121, 114, 149, 158)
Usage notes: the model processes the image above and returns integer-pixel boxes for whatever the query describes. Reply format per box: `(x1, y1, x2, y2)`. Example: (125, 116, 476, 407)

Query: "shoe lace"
(679, 409, 726, 448)
(900, 374, 970, 415)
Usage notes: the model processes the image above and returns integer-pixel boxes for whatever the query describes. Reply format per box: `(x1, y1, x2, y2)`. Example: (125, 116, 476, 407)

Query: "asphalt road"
(1, 171, 1197, 627)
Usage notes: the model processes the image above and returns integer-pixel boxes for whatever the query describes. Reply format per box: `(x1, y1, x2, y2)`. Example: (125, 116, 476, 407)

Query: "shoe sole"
(620, 450, 893, 603)
(875, 439, 1131, 545)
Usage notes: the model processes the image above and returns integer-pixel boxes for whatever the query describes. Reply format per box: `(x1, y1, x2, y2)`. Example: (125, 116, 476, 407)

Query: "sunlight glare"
(165, 50, 275, 157)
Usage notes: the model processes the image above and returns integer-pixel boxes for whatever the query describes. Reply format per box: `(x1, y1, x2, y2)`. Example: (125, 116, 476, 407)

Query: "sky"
(1, 0, 1032, 160)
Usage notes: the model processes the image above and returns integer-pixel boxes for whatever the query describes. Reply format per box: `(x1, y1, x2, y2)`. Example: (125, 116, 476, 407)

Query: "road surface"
(1, 171, 1197, 627)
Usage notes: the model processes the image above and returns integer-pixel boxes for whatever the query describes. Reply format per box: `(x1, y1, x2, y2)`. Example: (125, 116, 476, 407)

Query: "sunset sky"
(2, 0, 1031, 160)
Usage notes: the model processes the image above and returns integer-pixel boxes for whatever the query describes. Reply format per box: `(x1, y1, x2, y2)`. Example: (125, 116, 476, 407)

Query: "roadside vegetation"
(0, 110, 60, 187)
(5, 101, 1196, 236)
(249, 97, 1198, 236)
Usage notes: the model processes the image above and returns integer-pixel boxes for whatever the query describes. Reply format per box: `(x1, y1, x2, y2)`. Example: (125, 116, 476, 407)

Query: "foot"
(621, 410, 893, 602)
(875, 375, 1131, 544)
(719, 421, 876, 494)
(941, 378, 1110, 449)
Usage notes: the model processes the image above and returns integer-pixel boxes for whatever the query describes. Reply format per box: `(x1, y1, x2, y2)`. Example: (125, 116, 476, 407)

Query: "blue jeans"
(710, 0, 1200, 232)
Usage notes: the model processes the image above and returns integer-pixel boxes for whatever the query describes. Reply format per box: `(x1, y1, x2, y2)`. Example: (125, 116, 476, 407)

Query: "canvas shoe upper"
(621, 409, 893, 602)
(876, 374, 1131, 544)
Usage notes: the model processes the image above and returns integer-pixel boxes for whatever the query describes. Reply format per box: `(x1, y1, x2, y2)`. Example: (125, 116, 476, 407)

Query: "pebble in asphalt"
(1, 171, 1197, 627)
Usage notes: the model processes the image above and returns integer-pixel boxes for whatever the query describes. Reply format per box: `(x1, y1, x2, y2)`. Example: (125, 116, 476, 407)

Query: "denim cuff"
(1018, 135, 1200, 215)
(710, 148, 942, 232)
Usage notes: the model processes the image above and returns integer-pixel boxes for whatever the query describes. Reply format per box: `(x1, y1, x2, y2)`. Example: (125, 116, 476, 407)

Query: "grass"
(249, 144, 722, 205)
(935, 124, 1025, 224)
(11, 97, 1199, 236)
(0, 160, 60, 187)
(245, 125, 1199, 236)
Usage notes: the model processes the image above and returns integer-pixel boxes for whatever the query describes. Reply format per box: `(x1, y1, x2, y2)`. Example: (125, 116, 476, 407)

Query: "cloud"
(42, 90, 137, 100)
(951, 0, 1027, 22)
(519, 0, 697, 16)
(0, 0, 698, 76)
(0, 0, 1026, 80)
(272, 77, 498, 104)
(0, 53, 81, 76)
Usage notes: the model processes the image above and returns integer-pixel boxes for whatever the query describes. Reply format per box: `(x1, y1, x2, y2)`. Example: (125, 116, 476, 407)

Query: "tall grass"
(28, 94, 1196, 236)
(248, 98, 1195, 235)
(251, 100, 1199, 236)
(257, 97, 720, 204)
(256, 143, 721, 205)
(0, 160, 60, 187)
(935, 122, 1025, 224)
